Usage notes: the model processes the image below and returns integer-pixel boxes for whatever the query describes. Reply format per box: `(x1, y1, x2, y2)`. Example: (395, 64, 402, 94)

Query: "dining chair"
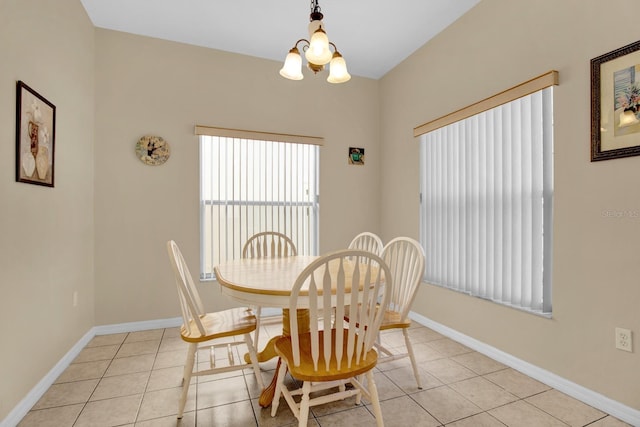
(348, 231, 384, 255)
(376, 237, 426, 388)
(342, 231, 384, 326)
(166, 240, 264, 418)
(242, 231, 297, 258)
(270, 249, 391, 427)
(242, 231, 298, 349)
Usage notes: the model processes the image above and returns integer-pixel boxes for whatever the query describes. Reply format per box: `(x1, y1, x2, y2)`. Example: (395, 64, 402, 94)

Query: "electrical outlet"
(73, 291, 79, 307)
(615, 327, 632, 352)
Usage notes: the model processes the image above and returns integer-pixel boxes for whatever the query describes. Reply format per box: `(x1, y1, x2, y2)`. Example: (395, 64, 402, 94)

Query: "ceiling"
(80, 0, 480, 80)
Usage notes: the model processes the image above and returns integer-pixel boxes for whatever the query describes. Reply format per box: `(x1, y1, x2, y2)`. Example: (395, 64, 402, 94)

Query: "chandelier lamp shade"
(279, 0, 351, 83)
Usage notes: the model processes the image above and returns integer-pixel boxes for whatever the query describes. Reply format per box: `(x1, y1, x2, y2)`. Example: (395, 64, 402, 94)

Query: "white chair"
(166, 240, 264, 418)
(348, 231, 384, 255)
(271, 249, 391, 427)
(242, 231, 297, 259)
(376, 237, 426, 388)
(242, 231, 298, 349)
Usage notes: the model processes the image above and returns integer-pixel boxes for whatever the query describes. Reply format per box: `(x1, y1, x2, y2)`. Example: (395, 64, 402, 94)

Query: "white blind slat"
(420, 87, 553, 314)
(199, 134, 320, 279)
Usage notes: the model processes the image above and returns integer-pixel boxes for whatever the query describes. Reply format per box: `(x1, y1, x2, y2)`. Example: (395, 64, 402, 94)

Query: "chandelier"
(279, 0, 351, 84)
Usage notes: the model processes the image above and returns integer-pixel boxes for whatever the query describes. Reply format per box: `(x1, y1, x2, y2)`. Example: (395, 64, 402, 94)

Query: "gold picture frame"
(591, 40, 640, 161)
(15, 80, 56, 186)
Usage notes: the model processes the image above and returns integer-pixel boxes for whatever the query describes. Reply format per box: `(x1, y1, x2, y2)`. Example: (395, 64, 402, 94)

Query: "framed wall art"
(348, 147, 365, 165)
(16, 80, 56, 186)
(591, 40, 640, 161)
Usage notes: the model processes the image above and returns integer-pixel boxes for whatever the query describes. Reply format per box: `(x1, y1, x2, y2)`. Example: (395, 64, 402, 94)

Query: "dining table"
(214, 254, 377, 408)
(214, 255, 320, 407)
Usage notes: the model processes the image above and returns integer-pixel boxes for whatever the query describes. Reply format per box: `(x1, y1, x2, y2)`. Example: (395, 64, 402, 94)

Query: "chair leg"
(178, 342, 197, 418)
(298, 381, 312, 427)
(366, 370, 384, 427)
(253, 305, 262, 350)
(270, 360, 288, 417)
(245, 333, 264, 389)
(403, 328, 422, 389)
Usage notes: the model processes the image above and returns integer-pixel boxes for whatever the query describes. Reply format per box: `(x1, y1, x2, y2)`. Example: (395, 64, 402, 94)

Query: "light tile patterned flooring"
(17, 322, 632, 427)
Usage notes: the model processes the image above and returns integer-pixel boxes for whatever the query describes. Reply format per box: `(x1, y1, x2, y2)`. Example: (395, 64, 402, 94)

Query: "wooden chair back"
(381, 237, 425, 322)
(242, 231, 298, 259)
(166, 240, 207, 338)
(348, 232, 383, 255)
(288, 249, 391, 372)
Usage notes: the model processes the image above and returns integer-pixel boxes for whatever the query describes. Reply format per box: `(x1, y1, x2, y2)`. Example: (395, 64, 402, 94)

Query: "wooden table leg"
(255, 309, 309, 408)
(259, 358, 284, 407)
(245, 335, 281, 364)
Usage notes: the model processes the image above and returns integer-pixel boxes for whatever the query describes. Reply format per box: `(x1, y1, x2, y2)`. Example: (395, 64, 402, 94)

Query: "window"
(416, 72, 556, 314)
(198, 126, 320, 279)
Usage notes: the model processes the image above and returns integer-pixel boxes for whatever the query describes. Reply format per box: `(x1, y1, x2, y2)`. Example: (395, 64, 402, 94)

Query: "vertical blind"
(199, 134, 320, 279)
(419, 87, 553, 314)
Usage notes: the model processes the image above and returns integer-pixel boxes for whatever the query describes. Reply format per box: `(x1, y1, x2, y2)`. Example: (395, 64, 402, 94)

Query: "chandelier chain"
(310, 0, 321, 14)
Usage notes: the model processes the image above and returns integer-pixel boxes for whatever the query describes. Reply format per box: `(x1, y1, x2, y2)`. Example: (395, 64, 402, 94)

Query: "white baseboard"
(1, 317, 182, 427)
(93, 317, 182, 335)
(1, 328, 96, 427)
(409, 312, 640, 427)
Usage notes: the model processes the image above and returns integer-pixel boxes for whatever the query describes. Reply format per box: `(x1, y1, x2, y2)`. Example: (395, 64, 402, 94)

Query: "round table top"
(214, 256, 320, 298)
(214, 255, 378, 308)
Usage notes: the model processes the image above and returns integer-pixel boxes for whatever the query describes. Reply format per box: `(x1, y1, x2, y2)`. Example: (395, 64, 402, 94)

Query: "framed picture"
(591, 40, 640, 161)
(348, 147, 365, 165)
(16, 80, 56, 186)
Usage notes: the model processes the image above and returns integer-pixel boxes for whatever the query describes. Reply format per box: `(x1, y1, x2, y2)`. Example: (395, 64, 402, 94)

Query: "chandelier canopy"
(279, 0, 351, 84)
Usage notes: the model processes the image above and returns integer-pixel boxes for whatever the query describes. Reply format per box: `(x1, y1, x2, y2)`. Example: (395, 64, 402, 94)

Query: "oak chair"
(376, 237, 426, 388)
(348, 231, 384, 255)
(242, 231, 298, 349)
(270, 249, 391, 427)
(242, 231, 298, 348)
(166, 240, 264, 418)
(342, 231, 384, 325)
(242, 231, 297, 259)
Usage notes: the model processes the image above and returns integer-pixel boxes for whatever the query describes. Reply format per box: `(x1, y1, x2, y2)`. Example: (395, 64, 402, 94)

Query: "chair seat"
(379, 309, 411, 330)
(344, 305, 410, 330)
(180, 307, 257, 343)
(274, 329, 378, 382)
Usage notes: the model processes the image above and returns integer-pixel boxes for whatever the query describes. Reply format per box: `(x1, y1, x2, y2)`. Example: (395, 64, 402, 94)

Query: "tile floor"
(17, 321, 632, 427)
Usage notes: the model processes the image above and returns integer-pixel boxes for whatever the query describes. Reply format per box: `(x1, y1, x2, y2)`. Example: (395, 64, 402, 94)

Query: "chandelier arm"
(294, 39, 310, 49)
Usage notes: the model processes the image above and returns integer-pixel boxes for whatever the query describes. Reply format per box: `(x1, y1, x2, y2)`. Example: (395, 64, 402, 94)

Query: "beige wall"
(0, 0, 95, 420)
(93, 30, 381, 325)
(3, 0, 639, 422)
(380, 0, 639, 410)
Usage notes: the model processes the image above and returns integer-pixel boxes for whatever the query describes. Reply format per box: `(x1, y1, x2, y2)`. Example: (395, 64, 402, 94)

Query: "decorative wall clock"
(135, 135, 170, 165)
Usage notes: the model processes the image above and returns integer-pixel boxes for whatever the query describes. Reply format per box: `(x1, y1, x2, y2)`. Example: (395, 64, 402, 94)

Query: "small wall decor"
(135, 135, 171, 165)
(16, 81, 56, 187)
(348, 147, 365, 165)
(591, 40, 640, 161)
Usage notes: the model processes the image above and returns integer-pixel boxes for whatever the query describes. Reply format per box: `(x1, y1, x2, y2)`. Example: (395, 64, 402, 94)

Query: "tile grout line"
(72, 332, 129, 427)
(131, 330, 162, 425)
